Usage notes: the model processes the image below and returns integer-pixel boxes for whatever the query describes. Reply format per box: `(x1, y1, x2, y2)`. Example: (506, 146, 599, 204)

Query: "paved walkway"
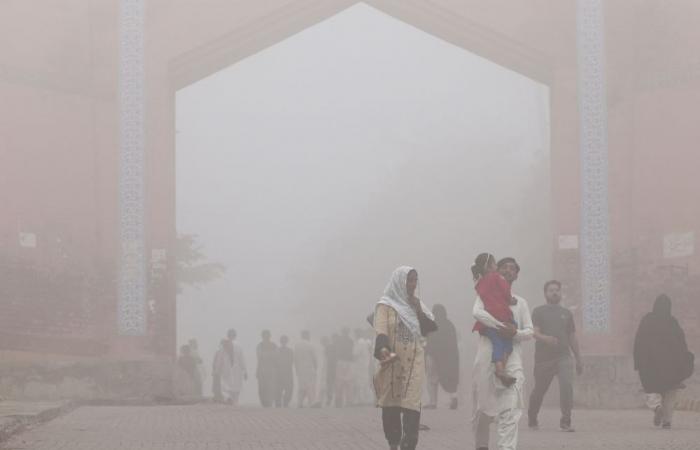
(2, 404, 699, 449)
(0, 401, 71, 443)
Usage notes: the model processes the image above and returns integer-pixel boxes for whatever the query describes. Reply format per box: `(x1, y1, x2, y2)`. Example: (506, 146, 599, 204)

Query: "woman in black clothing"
(633, 294, 694, 429)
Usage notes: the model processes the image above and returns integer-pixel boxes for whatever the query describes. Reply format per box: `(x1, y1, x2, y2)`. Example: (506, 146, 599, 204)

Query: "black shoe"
(653, 406, 662, 427)
(476, 447, 488, 450)
(662, 422, 671, 429)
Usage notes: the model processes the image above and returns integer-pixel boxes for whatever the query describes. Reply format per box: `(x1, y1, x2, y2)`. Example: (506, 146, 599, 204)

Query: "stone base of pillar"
(0, 358, 175, 403)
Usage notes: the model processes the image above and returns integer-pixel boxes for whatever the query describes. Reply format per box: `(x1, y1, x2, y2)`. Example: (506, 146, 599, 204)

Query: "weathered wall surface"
(0, 359, 174, 402)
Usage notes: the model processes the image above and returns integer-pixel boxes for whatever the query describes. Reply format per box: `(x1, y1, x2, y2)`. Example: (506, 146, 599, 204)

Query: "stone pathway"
(2, 404, 699, 449)
(0, 401, 72, 443)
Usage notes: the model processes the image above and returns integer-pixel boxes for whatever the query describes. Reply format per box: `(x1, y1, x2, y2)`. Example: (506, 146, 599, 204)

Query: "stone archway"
(117, 0, 609, 357)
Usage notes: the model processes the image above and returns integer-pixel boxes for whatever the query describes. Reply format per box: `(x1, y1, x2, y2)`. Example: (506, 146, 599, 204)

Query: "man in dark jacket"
(634, 294, 693, 429)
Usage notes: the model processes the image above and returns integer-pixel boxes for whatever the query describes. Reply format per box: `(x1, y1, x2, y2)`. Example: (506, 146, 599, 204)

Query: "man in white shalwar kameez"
(294, 330, 318, 408)
(214, 329, 248, 405)
(472, 257, 533, 450)
(352, 329, 373, 405)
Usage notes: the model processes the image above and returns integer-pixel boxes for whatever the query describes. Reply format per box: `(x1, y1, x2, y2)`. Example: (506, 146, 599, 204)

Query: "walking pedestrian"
(633, 294, 694, 429)
(188, 338, 205, 396)
(424, 304, 459, 409)
(353, 328, 373, 405)
(256, 330, 278, 407)
(325, 334, 338, 406)
(373, 266, 436, 450)
(294, 330, 318, 408)
(275, 335, 294, 408)
(217, 329, 247, 405)
(334, 327, 355, 408)
(527, 280, 583, 432)
(472, 257, 533, 450)
(175, 344, 200, 398)
(212, 339, 238, 404)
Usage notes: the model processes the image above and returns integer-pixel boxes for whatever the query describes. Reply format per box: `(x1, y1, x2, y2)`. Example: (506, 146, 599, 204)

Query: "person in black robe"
(256, 330, 278, 407)
(275, 335, 294, 408)
(424, 304, 460, 409)
(633, 294, 694, 428)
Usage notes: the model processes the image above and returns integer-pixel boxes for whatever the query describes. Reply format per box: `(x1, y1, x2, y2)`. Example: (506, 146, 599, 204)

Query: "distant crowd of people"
(249, 327, 377, 409)
(176, 326, 391, 409)
(174, 255, 694, 450)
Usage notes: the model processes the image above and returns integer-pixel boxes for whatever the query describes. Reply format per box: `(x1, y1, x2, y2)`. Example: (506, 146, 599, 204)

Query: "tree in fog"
(176, 234, 226, 293)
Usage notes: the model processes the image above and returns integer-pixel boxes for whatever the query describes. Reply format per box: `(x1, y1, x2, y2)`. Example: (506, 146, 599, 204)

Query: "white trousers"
(645, 389, 678, 424)
(473, 409, 521, 450)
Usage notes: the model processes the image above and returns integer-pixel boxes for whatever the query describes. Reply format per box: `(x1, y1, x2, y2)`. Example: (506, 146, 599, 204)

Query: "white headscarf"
(377, 266, 434, 338)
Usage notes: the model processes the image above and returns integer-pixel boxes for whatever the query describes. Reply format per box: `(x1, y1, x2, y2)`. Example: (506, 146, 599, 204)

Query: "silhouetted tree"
(176, 234, 225, 293)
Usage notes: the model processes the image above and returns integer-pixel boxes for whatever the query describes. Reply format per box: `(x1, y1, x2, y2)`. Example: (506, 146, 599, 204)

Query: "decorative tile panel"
(577, 0, 611, 332)
(118, 0, 146, 335)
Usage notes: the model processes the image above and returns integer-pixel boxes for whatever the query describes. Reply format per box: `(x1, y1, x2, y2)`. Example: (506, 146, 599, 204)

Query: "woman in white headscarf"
(373, 266, 437, 450)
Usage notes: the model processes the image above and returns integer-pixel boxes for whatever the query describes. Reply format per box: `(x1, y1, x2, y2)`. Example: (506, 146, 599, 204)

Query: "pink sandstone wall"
(1, 2, 698, 378)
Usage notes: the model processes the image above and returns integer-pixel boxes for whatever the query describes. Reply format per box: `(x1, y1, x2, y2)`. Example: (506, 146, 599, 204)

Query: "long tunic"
(214, 343, 247, 394)
(373, 304, 425, 412)
(294, 340, 318, 392)
(472, 294, 533, 416)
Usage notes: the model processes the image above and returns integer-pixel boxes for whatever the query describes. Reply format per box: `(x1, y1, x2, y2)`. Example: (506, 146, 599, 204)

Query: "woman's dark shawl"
(633, 297, 692, 393)
(425, 306, 460, 394)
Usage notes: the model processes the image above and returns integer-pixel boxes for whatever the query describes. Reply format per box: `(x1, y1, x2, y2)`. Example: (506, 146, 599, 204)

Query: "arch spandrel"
(148, 0, 565, 90)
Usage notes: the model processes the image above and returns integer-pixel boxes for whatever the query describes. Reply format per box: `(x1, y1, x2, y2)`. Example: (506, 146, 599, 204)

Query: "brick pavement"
(2, 404, 699, 449)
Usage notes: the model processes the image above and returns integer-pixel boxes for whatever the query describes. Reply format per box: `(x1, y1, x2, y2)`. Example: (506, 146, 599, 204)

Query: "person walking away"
(212, 335, 225, 402)
(227, 329, 247, 405)
(374, 266, 437, 450)
(325, 334, 339, 406)
(188, 339, 205, 397)
(213, 339, 239, 404)
(256, 330, 278, 407)
(334, 327, 355, 408)
(176, 344, 199, 398)
(527, 280, 583, 432)
(353, 328, 373, 405)
(472, 257, 533, 450)
(275, 335, 294, 407)
(316, 336, 331, 407)
(294, 330, 318, 408)
(634, 294, 694, 429)
(424, 304, 459, 409)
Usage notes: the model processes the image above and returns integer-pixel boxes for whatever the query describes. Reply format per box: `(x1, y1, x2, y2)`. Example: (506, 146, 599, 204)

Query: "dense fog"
(176, 4, 550, 404)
